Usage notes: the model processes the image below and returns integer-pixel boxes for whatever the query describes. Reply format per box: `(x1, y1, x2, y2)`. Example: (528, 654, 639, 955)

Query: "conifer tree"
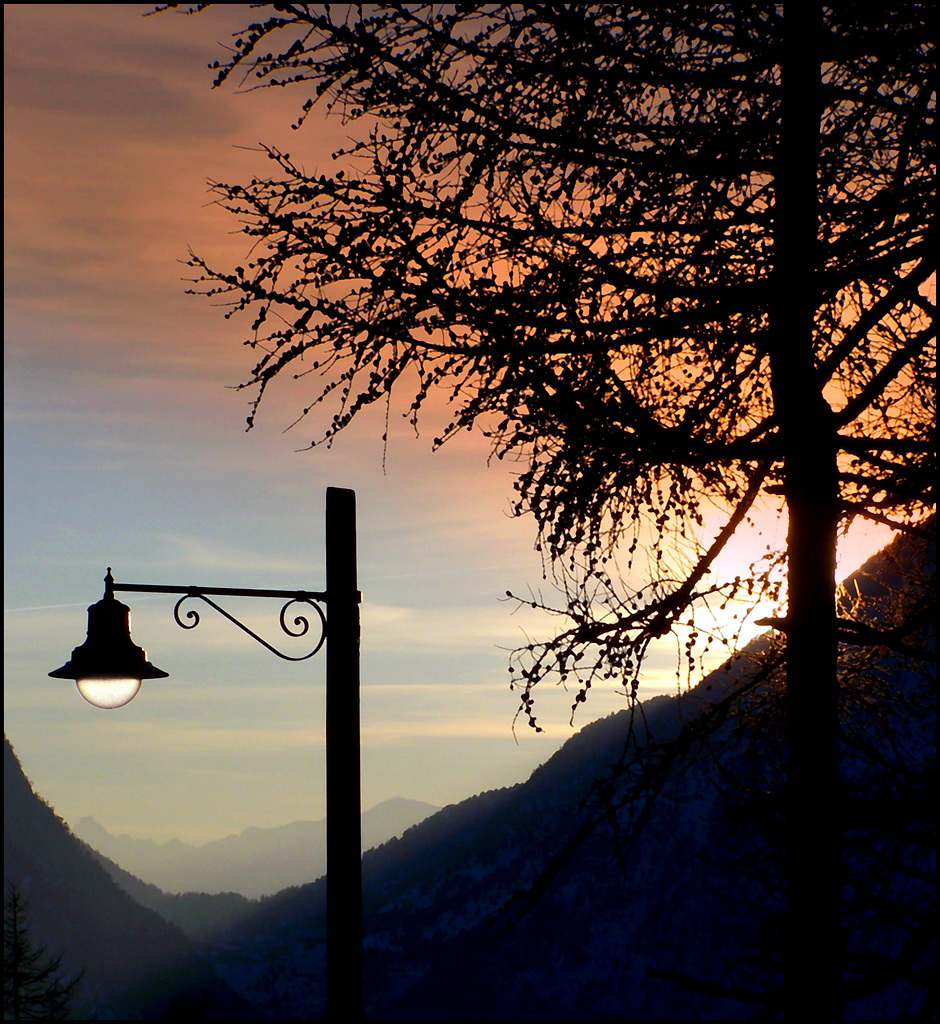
(3, 882, 82, 1021)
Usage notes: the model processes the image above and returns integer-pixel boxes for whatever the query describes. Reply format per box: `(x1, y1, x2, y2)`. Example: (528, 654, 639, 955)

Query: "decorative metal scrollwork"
(172, 592, 326, 661)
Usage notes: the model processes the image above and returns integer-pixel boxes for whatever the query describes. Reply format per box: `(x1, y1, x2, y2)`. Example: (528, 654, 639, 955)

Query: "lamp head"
(49, 569, 168, 709)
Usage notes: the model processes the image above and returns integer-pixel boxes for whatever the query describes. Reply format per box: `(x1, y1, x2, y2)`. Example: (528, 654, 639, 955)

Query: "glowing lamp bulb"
(49, 570, 168, 706)
(75, 677, 143, 710)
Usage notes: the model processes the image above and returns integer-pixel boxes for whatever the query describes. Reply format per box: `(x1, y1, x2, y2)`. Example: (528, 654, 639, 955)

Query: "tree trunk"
(771, 6, 844, 1018)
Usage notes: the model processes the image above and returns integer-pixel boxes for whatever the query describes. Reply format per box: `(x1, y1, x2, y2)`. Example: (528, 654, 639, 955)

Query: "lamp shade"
(49, 586, 168, 709)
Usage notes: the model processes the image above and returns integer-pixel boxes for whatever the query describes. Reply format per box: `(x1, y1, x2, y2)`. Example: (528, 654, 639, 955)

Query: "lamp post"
(49, 486, 362, 1021)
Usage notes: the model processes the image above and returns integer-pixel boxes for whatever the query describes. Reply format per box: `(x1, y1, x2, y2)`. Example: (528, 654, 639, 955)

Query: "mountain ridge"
(3, 737, 254, 1019)
(192, 525, 935, 1019)
(72, 796, 439, 898)
(6, 524, 932, 1018)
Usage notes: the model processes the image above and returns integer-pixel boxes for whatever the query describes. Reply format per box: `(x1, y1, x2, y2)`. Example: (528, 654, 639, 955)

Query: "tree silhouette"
(3, 882, 82, 1021)
(588, 525, 935, 1016)
(154, 4, 935, 1016)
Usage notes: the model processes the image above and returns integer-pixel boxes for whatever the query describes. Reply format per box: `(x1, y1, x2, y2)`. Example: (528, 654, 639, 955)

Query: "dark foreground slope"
(3, 738, 253, 1020)
(202, 526, 934, 1020)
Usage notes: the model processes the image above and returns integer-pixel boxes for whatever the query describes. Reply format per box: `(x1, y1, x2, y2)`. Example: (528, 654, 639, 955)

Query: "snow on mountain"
(198, 525, 934, 1019)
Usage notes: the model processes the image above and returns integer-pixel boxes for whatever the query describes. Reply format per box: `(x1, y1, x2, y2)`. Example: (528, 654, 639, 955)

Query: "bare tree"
(154, 4, 935, 1016)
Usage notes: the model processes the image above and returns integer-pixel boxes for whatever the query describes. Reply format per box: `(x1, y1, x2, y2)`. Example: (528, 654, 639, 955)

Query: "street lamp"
(48, 486, 363, 1020)
(48, 573, 169, 709)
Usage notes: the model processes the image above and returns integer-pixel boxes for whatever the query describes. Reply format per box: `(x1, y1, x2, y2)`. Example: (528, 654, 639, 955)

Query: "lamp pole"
(325, 488, 362, 1020)
(49, 487, 362, 1020)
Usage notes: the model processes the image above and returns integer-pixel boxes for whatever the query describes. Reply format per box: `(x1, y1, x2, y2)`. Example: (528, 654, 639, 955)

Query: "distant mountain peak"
(70, 796, 440, 898)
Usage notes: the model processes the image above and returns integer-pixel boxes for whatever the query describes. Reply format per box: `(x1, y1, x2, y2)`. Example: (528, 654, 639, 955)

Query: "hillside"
(3, 738, 252, 1020)
(5, 525, 932, 1019)
(198, 524, 935, 1019)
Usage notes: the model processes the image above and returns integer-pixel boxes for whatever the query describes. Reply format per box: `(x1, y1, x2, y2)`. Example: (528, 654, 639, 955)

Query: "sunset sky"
(4, 4, 893, 846)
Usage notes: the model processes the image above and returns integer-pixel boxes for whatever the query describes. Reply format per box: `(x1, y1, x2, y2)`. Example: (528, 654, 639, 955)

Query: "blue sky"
(3, 4, 893, 844)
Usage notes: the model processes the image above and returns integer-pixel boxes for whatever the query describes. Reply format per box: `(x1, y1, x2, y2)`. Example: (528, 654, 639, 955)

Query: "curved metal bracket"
(172, 592, 327, 661)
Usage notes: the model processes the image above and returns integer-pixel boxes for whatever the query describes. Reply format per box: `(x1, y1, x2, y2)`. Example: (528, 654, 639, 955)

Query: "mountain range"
(177, 524, 937, 1019)
(5, 524, 934, 1019)
(72, 797, 438, 898)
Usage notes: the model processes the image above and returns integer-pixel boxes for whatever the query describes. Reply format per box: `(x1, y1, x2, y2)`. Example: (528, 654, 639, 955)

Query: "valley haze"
(72, 798, 438, 898)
